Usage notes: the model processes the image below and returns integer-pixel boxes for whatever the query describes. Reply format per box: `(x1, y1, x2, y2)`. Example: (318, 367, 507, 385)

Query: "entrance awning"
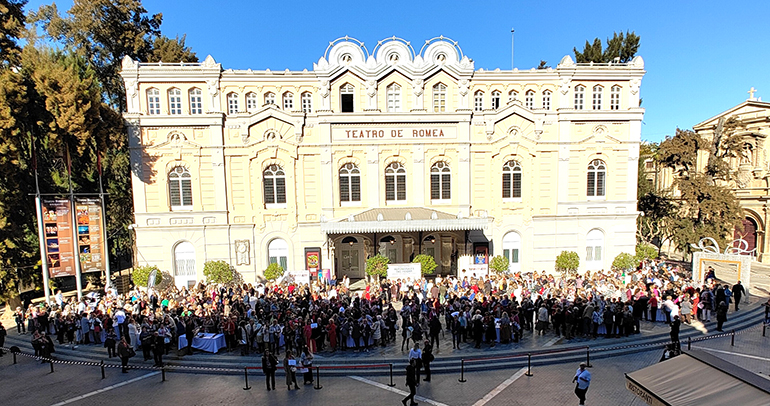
(320, 207, 491, 234)
(625, 350, 770, 406)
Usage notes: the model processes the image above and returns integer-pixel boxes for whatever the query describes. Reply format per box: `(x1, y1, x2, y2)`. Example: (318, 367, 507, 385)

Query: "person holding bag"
(283, 350, 300, 390)
(261, 349, 277, 391)
(300, 346, 314, 384)
(117, 336, 134, 373)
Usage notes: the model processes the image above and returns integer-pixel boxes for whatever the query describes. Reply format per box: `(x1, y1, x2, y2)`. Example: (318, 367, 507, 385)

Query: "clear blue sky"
(27, 0, 770, 143)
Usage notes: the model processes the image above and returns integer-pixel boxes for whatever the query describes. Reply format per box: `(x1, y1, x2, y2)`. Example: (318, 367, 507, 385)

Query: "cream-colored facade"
(120, 36, 645, 287)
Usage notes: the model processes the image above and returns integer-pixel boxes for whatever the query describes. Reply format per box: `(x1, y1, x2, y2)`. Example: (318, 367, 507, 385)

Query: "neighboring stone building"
(689, 92, 770, 261)
(120, 36, 646, 287)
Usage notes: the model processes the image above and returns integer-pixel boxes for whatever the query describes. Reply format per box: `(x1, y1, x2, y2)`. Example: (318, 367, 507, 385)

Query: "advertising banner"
(305, 247, 321, 277)
(387, 263, 421, 281)
(75, 198, 106, 273)
(286, 270, 310, 285)
(42, 199, 76, 278)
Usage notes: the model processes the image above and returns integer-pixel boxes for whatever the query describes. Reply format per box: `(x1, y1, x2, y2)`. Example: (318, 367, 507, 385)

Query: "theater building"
(120, 36, 646, 287)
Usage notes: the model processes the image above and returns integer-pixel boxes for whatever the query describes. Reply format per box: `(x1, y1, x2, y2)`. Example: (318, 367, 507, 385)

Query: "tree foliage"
(148, 35, 197, 63)
(263, 263, 284, 281)
(489, 255, 509, 274)
(365, 254, 389, 278)
(131, 264, 160, 287)
(574, 31, 640, 63)
(203, 260, 234, 285)
(656, 123, 744, 254)
(0, 0, 27, 66)
(612, 252, 637, 272)
(635, 243, 658, 262)
(555, 251, 580, 275)
(412, 254, 437, 275)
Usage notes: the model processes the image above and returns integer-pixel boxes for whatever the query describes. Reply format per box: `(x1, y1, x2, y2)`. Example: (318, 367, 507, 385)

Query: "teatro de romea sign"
(332, 125, 457, 141)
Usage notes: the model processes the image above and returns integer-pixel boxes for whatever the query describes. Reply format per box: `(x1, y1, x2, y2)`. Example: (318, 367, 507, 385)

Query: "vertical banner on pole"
(75, 198, 106, 274)
(41, 199, 76, 278)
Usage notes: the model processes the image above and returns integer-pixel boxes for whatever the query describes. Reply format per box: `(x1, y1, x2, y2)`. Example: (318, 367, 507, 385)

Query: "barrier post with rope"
(243, 367, 250, 390)
(525, 353, 533, 377)
(314, 366, 322, 390)
(388, 363, 395, 387)
(161, 366, 166, 382)
(101, 360, 106, 379)
(458, 359, 466, 382)
(731, 330, 735, 346)
(49, 359, 54, 373)
(585, 346, 591, 367)
(687, 337, 691, 350)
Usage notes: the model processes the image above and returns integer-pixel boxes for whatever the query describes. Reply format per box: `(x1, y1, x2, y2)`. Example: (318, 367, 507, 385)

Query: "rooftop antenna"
(510, 28, 515, 70)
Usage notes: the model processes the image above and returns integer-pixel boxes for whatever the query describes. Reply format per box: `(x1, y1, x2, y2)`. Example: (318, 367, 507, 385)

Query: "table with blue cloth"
(178, 333, 226, 353)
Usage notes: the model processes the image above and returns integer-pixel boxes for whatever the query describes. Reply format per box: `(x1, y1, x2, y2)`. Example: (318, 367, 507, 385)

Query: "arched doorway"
(338, 236, 364, 279)
(734, 217, 758, 254)
(173, 242, 196, 288)
(268, 238, 289, 270)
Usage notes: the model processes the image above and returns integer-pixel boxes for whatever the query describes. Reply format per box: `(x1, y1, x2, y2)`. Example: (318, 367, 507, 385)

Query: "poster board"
(75, 198, 106, 273)
(286, 270, 310, 285)
(42, 199, 76, 278)
(387, 263, 421, 281)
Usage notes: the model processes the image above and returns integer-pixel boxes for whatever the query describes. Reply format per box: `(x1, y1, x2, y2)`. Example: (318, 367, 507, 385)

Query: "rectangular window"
(431, 174, 440, 200)
(511, 249, 519, 263)
(587, 172, 596, 197)
(512, 172, 522, 198)
(442, 175, 450, 199)
(385, 176, 395, 201)
(340, 176, 350, 202)
(181, 179, 192, 206)
(397, 175, 406, 201)
(593, 90, 602, 110)
(503, 249, 510, 261)
(301, 93, 312, 113)
(596, 171, 605, 196)
(610, 87, 621, 110)
(147, 91, 160, 115)
(275, 177, 286, 204)
(586, 247, 593, 261)
(341, 93, 354, 112)
(351, 175, 360, 201)
(502, 173, 511, 199)
(283, 95, 293, 110)
(189, 90, 203, 114)
(264, 180, 275, 205)
(169, 92, 182, 115)
(594, 246, 602, 261)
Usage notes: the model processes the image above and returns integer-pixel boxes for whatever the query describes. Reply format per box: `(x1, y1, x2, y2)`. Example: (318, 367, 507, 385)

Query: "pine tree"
(574, 31, 640, 63)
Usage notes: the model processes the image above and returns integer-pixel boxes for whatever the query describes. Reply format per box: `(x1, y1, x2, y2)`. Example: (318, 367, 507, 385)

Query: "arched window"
(386, 83, 401, 112)
(586, 229, 605, 266)
(268, 238, 288, 271)
(592, 85, 603, 110)
(169, 166, 192, 208)
(433, 83, 446, 112)
(474, 90, 484, 111)
(502, 232, 521, 272)
(263, 164, 286, 205)
(245, 92, 258, 111)
(168, 88, 182, 115)
(587, 159, 606, 197)
(525, 90, 534, 109)
(173, 242, 196, 277)
(430, 161, 451, 200)
(502, 160, 522, 199)
(264, 92, 276, 106)
(301, 92, 312, 113)
(339, 163, 361, 203)
(542, 90, 552, 110)
(491, 90, 501, 109)
(227, 92, 239, 114)
(189, 88, 203, 114)
(147, 88, 160, 115)
(385, 162, 406, 202)
(283, 92, 294, 110)
(574, 85, 585, 110)
(508, 90, 518, 102)
(340, 83, 354, 112)
(610, 85, 621, 110)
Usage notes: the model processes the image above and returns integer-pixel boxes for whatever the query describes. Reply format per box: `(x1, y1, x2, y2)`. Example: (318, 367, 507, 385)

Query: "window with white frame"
(433, 83, 446, 112)
(340, 83, 354, 112)
(301, 92, 312, 113)
(502, 232, 521, 273)
(592, 85, 603, 110)
(268, 238, 288, 271)
(574, 85, 585, 110)
(587, 159, 606, 197)
(147, 88, 160, 115)
(283, 92, 294, 110)
(168, 88, 182, 115)
(385, 162, 407, 202)
(542, 90, 552, 110)
(502, 160, 522, 199)
(491, 91, 501, 109)
(525, 90, 534, 109)
(264, 92, 276, 106)
(189, 88, 203, 114)
(227, 92, 239, 114)
(263, 164, 286, 205)
(474, 90, 484, 111)
(245, 92, 258, 111)
(585, 229, 604, 266)
(430, 161, 451, 200)
(386, 83, 401, 112)
(339, 163, 361, 203)
(610, 85, 621, 110)
(508, 90, 518, 102)
(168, 166, 192, 208)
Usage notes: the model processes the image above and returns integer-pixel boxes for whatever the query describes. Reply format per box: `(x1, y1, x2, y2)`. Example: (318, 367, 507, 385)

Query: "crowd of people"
(9, 258, 746, 376)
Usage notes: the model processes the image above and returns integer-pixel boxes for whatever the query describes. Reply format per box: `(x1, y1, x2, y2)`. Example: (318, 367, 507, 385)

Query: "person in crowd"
(300, 346, 314, 385)
(408, 341, 422, 385)
(117, 336, 133, 373)
(262, 349, 278, 391)
(716, 301, 729, 332)
(283, 350, 300, 390)
(732, 281, 745, 311)
(402, 358, 418, 406)
(421, 340, 434, 382)
(572, 362, 592, 406)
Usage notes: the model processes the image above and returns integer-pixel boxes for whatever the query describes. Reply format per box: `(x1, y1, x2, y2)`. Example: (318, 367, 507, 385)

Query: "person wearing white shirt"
(408, 342, 423, 385)
(572, 362, 592, 405)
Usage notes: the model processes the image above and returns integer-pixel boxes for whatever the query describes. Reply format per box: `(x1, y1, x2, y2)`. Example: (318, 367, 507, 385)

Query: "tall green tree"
(574, 31, 640, 63)
(148, 34, 197, 63)
(656, 124, 744, 254)
(0, 0, 27, 66)
(637, 141, 675, 251)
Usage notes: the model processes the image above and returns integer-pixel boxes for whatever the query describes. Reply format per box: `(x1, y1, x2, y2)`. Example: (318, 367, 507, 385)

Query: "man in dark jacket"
(261, 349, 278, 391)
(732, 281, 745, 311)
(402, 359, 418, 406)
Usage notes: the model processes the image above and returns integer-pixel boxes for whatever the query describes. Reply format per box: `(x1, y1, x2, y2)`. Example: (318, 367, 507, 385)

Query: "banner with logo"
(75, 198, 106, 273)
(42, 199, 76, 278)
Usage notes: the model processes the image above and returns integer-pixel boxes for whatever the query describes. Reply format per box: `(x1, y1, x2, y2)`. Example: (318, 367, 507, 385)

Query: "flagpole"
(33, 139, 52, 305)
(98, 153, 111, 291)
(67, 147, 84, 300)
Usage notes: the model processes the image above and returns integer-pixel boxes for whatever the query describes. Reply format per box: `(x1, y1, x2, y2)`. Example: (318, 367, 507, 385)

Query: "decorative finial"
(748, 87, 758, 100)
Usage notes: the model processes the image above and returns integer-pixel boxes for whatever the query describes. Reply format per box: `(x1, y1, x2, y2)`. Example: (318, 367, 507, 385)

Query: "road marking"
(472, 367, 528, 406)
(349, 376, 449, 406)
(542, 336, 561, 347)
(693, 346, 770, 362)
(49, 371, 160, 406)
